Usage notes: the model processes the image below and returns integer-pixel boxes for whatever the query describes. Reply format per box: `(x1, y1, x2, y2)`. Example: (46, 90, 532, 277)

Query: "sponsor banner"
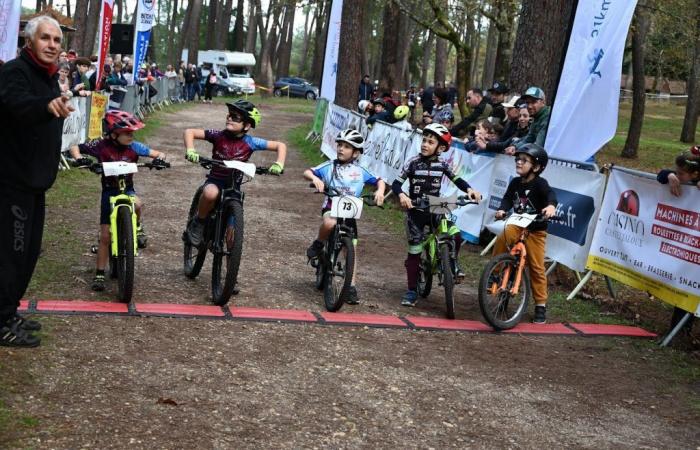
(546, 0, 637, 162)
(319, 0, 343, 102)
(320, 102, 352, 159)
(361, 120, 420, 183)
(88, 93, 109, 140)
(131, 0, 157, 85)
(0, 0, 21, 63)
(312, 98, 329, 135)
(484, 154, 604, 272)
(95, 0, 115, 90)
(587, 168, 700, 315)
(61, 97, 89, 151)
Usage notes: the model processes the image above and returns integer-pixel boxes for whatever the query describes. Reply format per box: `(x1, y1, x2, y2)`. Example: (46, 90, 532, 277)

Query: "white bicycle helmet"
(422, 123, 452, 149)
(336, 129, 364, 152)
(358, 100, 371, 113)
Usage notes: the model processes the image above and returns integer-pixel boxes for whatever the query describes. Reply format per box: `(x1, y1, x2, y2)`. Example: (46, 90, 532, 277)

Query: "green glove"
(185, 148, 199, 163)
(269, 162, 284, 175)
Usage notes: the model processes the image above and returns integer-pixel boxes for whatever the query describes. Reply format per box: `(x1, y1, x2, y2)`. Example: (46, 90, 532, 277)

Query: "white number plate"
(222, 160, 257, 178)
(330, 196, 363, 219)
(507, 213, 537, 228)
(102, 162, 138, 176)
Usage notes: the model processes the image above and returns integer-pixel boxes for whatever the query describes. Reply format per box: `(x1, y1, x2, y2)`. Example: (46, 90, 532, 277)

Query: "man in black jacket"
(0, 16, 72, 347)
(450, 87, 492, 138)
(358, 75, 373, 102)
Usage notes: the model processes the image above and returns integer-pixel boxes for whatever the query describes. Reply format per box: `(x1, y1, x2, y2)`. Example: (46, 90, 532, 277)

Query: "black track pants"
(0, 187, 45, 324)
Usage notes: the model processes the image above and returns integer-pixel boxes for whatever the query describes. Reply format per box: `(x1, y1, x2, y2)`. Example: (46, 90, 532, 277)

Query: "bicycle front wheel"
(323, 236, 354, 312)
(478, 253, 530, 330)
(183, 186, 207, 279)
(417, 247, 433, 298)
(439, 243, 455, 319)
(211, 200, 244, 306)
(116, 207, 135, 303)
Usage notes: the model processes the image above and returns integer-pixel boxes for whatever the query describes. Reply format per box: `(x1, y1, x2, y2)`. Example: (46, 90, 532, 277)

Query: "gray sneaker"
(533, 305, 547, 324)
(187, 218, 205, 247)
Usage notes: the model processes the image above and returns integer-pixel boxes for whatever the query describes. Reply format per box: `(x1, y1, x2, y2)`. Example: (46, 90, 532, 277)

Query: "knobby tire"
(116, 207, 135, 303)
(211, 200, 244, 306)
(478, 253, 531, 330)
(417, 247, 433, 298)
(323, 235, 354, 312)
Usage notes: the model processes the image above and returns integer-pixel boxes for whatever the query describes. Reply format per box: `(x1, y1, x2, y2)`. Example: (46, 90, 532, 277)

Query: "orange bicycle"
(478, 212, 559, 330)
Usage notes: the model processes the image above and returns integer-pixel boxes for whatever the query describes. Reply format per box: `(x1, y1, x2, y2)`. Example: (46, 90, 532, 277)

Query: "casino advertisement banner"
(587, 168, 700, 315)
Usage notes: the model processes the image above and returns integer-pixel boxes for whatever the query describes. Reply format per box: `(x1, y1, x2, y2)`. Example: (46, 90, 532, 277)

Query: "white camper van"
(196, 50, 256, 95)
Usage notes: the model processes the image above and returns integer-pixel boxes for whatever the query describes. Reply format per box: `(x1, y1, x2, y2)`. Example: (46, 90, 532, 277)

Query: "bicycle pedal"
(308, 257, 319, 268)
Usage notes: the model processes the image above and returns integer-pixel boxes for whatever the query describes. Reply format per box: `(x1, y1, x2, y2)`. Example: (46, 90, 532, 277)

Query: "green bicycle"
(414, 194, 475, 319)
(85, 159, 170, 302)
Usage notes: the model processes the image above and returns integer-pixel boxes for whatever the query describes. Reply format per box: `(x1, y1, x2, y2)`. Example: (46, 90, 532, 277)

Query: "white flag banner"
(483, 155, 605, 272)
(319, 0, 343, 102)
(0, 0, 21, 63)
(545, 0, 638, 162)
(61, 97, 89, 152)
(587, 168, 700, 315)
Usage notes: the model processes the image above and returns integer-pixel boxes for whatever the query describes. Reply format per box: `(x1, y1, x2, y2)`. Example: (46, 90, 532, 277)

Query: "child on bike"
(657, 145, 700, 334)
(304, 129, 386, 305)
(493, 143, 557, 324)
(184, 99, 286, 246)
(391, 123, 481, 307)
(69, 110, 161, 291)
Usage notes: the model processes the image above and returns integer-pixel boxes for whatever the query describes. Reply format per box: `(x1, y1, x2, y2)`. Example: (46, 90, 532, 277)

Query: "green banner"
(312, 98, 329, 135)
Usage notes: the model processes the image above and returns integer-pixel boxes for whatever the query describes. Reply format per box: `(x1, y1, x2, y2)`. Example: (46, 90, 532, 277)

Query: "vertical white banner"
(545, 0, 638, 162)
(319, 0, 343, 102)
(0, 0, 21, 63)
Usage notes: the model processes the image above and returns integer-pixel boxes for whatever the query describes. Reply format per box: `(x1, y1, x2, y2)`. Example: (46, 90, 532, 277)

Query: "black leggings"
(0, 187, 45, 324)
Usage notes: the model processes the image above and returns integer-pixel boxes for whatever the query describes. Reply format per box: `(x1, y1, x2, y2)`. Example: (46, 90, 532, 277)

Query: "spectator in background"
(72, 57, 91, 90)
(194, 64, 204, 101)
(406, 84, 418, 121)
(506, 86, 551, 153)
(446, 82, 458, 108)
(0, 15, 73, 347)
(450, 87, 492, 138)
(58, 63, 71, 93)
(58, 50, 67, 65)
(358, 74, 373, 101)
(423, 88, 452, 126)
(165, 64, 178, 101)
(66, 49, 77, 61)
(420, 85, 435, 115)
(177, 61, 186, 100)
(204, 70, 218, 103)
(184, 63, 196, 101)
(486, 81, 509, 123)
(366, 97, 392, 126)
(475, 95, 527, 154)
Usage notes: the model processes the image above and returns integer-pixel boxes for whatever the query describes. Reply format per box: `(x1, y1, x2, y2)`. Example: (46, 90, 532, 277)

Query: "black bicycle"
(413, 194, 476, 319)
(183, 157, 276, 305)
(79, 159, 170, 302)
(309, 185, 382, 312)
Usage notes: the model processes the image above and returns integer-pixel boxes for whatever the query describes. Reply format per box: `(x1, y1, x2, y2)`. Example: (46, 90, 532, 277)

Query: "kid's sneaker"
(533, 305, 547, 324)
(187, 217, 205, 247)
(0, 320, 40, 348)
(401, 290, 418, 307)
(137, 223, 148, 249)
(306, 240, 324, 259)
(344, 286, 359, 305)
(9, 313, 41, 332)
(92, 273, 106, 292)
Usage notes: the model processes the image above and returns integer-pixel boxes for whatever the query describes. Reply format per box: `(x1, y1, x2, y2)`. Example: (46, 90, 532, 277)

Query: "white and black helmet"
(336, 129, 365, 152)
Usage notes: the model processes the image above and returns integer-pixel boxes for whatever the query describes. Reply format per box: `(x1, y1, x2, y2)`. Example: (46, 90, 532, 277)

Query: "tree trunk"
(257, 0, 281, 94)
(681, 5, 700, 143)
(166, 0, 180, 65)
(71, 0, 89, 53)
(494, 0, 517, 83)
(482, 21, 498, 88)
(177, 0, 193, 64)
(245, 0, 257, 53)
(299, 6, 315, 76)
(421, 30, 433, 88)
(186, 0, 203, 64)
(434, 37, 447, 87)
(397, 10, 414, 89)
(467, 10, 479, 87)
(66, 0, 72, 18)
(509, 0, 574, 100)
(379, 2, 401, 94)
(335, 0, 366, 109)
(83, 0, 101, 56)
(230, 0, 244, 50)
(275, 0, 296, 78)
(310, 0, 330, 84)
(206, 0, 219, 49)
(621, 2, 650, 159)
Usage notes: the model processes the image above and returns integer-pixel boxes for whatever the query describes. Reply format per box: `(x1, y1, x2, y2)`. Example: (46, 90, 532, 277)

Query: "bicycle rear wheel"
(211, 200, 244, 306)
(439, 243, 455, 319)
(478, 253, 530, 330)
(417, 247, 433, 298)
(115, 207, 135, 302)
(323, 235, 354, 312)
(183, 186, 208, 279)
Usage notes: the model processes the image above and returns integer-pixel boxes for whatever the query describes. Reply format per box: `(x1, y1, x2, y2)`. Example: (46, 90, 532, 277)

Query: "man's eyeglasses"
(515, 157, 532, 165)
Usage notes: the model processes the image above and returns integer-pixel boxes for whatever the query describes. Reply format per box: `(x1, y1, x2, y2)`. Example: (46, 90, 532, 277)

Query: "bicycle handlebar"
(308, 183, 384, 208)
(412, 195, 478, 210)
(76, 159, 171, 174)
(196, 156, 278, 175)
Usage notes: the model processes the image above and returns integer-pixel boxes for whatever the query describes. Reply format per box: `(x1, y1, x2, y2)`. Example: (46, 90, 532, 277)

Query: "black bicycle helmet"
(514, 143, 548, 172)
(225, 100, 261, 128)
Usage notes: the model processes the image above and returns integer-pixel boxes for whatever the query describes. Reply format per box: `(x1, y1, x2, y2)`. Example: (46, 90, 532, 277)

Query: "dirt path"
(2, 103, 699, 448)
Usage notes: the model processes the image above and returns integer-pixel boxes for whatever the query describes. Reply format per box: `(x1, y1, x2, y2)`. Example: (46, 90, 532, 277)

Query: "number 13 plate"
(330, 196, 363, 219)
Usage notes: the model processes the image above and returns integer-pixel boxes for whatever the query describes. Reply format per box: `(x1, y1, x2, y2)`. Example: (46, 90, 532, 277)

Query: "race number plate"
(507, 213, 537, 228)
(223, 160, 257, 178)
(102, 162, 138, 176)
(330, 196, 363, 219)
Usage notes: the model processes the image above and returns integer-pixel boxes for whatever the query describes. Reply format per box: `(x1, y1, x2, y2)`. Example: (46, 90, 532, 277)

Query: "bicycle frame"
(210, 184, 245, 255)
(421, 214, 459, 274)
(109, 177, 138, 257)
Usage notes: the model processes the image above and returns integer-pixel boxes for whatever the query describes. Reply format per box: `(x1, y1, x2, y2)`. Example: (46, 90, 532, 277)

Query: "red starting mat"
(135, 303, 225, 317)
(36, 300, 128, 314)
(568, 323, 657, 338)
(229, 306, 317, 323)
(320, 312, 407, 327)
(405, 316, 493, 332)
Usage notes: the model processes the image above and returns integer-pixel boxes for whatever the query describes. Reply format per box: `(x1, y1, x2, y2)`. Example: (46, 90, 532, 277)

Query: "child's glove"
(185, 148, 199, 163)
(73, 157, 92, 167)
(269, 162, 284, 175)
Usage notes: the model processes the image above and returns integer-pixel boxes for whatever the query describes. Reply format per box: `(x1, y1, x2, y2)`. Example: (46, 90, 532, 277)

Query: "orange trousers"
(492, 225, 548, 305)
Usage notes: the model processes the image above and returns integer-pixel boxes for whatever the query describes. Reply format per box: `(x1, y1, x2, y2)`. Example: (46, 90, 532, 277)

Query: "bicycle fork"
(491, 243, 528, 296)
